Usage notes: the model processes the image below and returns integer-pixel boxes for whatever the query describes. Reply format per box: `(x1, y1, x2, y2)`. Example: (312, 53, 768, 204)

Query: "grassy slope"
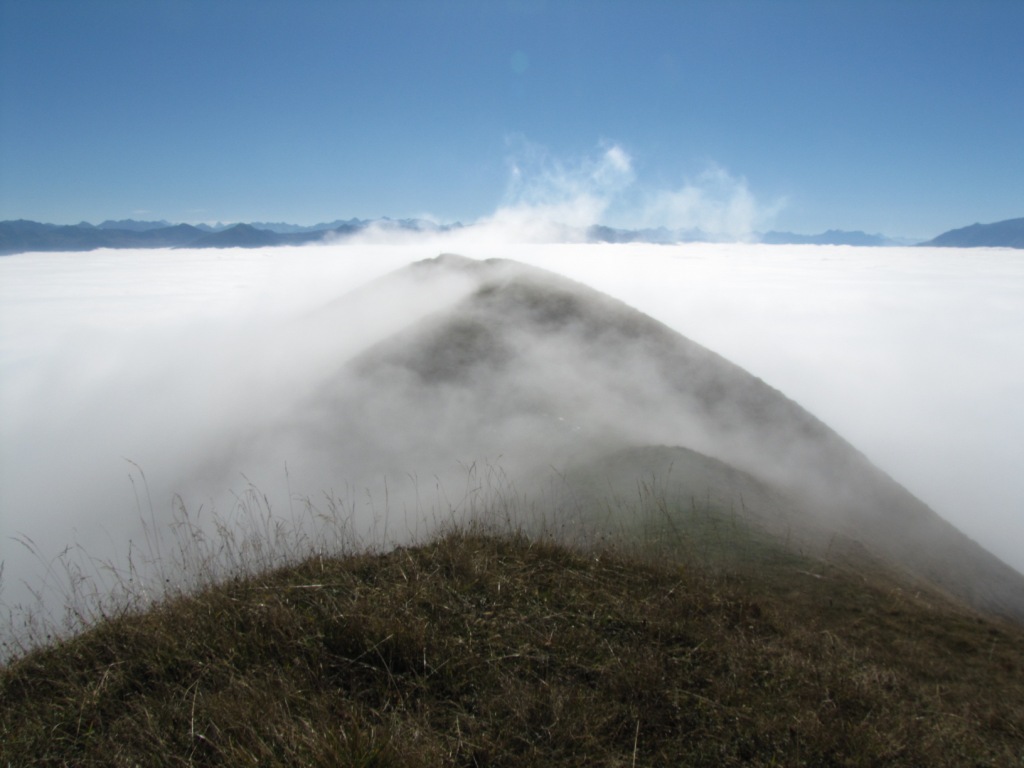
(3, 524, 1023, 767)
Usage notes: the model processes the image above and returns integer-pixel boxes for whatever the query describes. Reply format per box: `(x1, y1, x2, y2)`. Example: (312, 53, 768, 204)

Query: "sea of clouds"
(2, 239, 1022, 588)
(2, 143, 1022, 635)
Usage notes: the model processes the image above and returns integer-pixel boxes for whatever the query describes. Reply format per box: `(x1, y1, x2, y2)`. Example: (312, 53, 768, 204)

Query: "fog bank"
(2, 242, 1022, 619)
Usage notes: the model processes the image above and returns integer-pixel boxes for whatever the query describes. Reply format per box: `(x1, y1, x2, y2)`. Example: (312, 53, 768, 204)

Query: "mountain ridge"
(232, 254, 1024, 623)
(0, 218, 459, 255)
(921, 216, 1024, 248)
(758, 229, 902, 246)
(4, 215, 1023, 254)
(0, 218, 916, 254)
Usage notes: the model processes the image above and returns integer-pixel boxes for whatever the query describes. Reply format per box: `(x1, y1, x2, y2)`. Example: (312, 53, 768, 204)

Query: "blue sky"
(1, 0, 1021, 238)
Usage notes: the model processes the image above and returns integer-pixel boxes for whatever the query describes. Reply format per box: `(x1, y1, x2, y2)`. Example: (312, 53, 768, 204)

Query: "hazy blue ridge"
(0, 219, 118, 254)
(585, 225, 710, 244)
(587, 226, 910, 246)
(188, 223, 294, 248)
(248, 218, 368, 234)
(0, 218, 462, 255)
(759, 230, 900, 246)
(921, 217, 1024, 248)
(96, 219, 173, 231)
(11, 216, 1022, 254)
(1, 219, 916, 254)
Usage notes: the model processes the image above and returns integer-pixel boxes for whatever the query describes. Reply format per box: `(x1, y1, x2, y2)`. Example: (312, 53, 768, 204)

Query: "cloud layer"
(2, 241, 1022, 629)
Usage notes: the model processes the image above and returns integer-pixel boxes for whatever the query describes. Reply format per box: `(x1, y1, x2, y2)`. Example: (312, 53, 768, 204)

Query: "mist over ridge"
(279, 253, 1024, 620)
(2, 238, 1023, 627)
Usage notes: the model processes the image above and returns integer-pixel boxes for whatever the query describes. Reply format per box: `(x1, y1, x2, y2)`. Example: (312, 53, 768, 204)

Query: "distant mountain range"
(1, 216, 1021, 255)
(0, 218, 461, 255)
(583, 225, 913, 246)
(758, 229, 904, 246)
(763, 217, 1024, 249)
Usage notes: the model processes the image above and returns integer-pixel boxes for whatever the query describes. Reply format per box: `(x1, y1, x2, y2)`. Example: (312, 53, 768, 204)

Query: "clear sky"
(1, 0, 1022, 238)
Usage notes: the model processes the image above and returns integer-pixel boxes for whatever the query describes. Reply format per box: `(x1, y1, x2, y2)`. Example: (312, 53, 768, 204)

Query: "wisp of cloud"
(467, 140, 780, 242)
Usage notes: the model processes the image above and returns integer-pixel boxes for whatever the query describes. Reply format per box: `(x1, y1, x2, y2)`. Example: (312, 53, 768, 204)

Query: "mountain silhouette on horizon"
(921, 216, 1024, 248)
(759, 229, 900, 246)
(0, 218, 920, 254)
(5, 215, 1022, 254)
(0, 218, 457, 255)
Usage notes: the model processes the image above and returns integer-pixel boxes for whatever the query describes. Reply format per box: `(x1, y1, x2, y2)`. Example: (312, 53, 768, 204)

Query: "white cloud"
(480, 139, 636, 238)
(2, 243, 1021, 610)
(637, 166, 785, 241)
(4, 226, 1023, 650)
(467, 141, 781, 242)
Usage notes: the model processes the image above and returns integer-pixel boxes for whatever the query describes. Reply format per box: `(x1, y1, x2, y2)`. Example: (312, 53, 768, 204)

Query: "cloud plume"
(636, 165, 784, 241)
(466, 140, 781, 242)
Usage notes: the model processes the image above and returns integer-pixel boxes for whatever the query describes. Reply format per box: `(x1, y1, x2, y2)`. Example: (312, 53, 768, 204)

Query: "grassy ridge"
(3, 521, 1023, 766)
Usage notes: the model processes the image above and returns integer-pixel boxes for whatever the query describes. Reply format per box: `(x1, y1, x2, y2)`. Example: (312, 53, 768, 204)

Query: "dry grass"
(3, 510, 1024, 766)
